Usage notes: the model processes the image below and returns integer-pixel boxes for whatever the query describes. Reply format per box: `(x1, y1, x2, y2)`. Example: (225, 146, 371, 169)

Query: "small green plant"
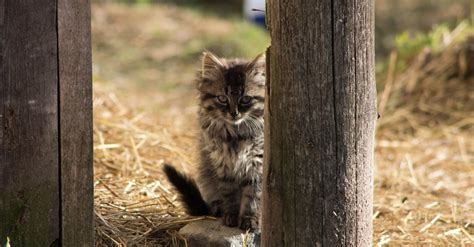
(395, 21, 471, 62)
(376, 21, 472, 86)
(395, 24, 447, 60)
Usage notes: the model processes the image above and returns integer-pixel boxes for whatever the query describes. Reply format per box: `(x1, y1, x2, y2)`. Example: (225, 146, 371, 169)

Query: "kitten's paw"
(210, 200, 223, 217)
(223, 213, 239, 227)
(238, 215, 259, 231)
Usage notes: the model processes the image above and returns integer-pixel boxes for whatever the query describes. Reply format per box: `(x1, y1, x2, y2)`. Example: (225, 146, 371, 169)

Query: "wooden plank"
(0, 0, 60, 246)
(262, 0, 376, 246)
(58, 0, 94, 245)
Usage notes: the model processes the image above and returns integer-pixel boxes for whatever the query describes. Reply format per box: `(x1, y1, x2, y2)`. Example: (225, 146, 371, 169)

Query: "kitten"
(164, 51, 265, 231)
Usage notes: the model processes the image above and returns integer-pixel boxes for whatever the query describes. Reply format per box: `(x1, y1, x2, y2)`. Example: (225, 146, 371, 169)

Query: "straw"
(93, 26, 474, 246)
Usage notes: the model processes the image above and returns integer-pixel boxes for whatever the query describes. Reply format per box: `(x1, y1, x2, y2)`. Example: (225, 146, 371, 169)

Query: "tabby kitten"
(164, 51, 265, 231)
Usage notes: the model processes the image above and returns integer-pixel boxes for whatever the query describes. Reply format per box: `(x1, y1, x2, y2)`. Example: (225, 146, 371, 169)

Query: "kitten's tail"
(163, 164, 209, 216)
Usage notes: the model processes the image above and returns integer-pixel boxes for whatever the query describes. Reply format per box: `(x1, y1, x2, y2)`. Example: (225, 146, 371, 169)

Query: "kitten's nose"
(231, 112, 238, 119)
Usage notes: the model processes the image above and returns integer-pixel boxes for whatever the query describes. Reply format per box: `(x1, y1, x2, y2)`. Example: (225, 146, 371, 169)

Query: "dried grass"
(373, 31, 474, 246)
(93, 86, 203, 246)
(93, 29, 473, 247)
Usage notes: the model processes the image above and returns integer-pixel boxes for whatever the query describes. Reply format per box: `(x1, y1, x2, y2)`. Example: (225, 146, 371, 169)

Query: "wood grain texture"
(58, 0, 94, 245)
(0, 0, 93, 245)
(0, 0, 60, 246)
(262, 0, 376, 246)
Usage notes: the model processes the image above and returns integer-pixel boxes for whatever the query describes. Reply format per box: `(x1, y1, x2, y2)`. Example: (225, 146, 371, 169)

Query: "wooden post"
(262, 0, 376, 246)
(0, 0, 93, 246)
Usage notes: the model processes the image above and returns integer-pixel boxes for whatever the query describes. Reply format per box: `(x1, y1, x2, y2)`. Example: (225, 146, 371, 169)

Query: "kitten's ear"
(201, 51, 226, 77)
(247, 52, 266, 71)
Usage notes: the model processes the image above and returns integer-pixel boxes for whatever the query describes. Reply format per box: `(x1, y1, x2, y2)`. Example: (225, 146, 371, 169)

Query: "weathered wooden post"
(262, 0, 376, 246)
(0, 0, 93, 245)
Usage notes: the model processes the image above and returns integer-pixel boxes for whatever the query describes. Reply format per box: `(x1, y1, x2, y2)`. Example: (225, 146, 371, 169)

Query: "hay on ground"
(94, 33, 474, 246)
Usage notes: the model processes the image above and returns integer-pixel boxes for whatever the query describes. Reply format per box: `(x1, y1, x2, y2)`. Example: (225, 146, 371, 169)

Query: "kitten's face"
(198, 52, 265, 124)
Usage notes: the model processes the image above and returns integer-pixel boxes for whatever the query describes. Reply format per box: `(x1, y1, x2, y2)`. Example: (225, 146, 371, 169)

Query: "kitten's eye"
(217, 95, 228, 104)
(240, 96, 252, 105)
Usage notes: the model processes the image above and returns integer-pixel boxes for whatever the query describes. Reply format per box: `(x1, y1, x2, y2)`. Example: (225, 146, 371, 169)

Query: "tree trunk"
(262, 0, 376, 246)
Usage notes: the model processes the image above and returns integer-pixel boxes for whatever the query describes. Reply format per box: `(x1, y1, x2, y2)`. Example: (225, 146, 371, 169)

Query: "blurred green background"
(92, 0, 474, 93)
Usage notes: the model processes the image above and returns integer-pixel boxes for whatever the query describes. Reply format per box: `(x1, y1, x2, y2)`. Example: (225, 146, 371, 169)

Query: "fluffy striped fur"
(164, 51, 265, 231)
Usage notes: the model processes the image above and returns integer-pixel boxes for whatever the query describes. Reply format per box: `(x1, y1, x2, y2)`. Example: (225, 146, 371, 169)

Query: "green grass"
(180, 21, 268, 59)
(395, 22, 470, 61)
(92, 3, 269, 93)
(376, 21, 473, 85)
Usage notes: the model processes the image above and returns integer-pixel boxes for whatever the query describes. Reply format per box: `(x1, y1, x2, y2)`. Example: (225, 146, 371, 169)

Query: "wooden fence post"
(262, 0, 376, 246)
(0, 0, 93, 246)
